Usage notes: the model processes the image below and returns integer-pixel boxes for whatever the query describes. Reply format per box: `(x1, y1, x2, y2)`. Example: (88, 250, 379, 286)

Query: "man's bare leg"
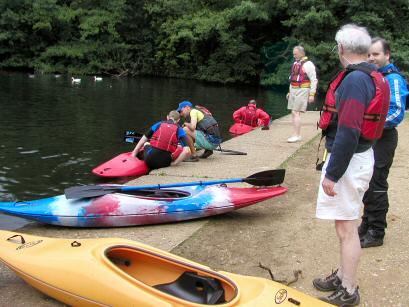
(335, 220, 361, 293)
(292, 110, 301, 137)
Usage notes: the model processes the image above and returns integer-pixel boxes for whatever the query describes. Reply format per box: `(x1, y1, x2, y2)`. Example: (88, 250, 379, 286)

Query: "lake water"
(0, 71, 318, 229)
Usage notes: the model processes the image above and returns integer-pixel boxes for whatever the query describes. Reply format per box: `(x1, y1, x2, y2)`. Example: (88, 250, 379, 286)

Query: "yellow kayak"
(0, 231, 331, 306)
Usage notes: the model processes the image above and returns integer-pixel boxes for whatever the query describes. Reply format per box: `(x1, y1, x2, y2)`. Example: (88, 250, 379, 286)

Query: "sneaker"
(320, 285, 360, 307)
(287, 135, 302, 143)
(199, 149, 213, 159)
(313, 269, 341, 291)
(360, 229, 384, 248)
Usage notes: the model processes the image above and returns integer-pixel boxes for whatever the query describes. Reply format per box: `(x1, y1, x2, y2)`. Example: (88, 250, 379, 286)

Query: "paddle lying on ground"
(215, 146, 247, 155)
(65, 169, 285, 199)
(124, 130, 247, 155)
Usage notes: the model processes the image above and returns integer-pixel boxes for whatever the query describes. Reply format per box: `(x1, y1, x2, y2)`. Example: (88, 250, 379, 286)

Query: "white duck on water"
(71, 77, 81, 83)
(93, 76, 103, 81)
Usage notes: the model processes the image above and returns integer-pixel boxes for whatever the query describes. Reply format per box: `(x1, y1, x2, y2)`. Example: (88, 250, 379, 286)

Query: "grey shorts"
(287, 87, 310, 112)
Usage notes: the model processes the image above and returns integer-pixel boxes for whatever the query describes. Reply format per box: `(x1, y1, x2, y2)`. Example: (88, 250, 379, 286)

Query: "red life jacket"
(241, 104, 258, 127)
(318, 64, 390, 140)
(290, 59, 310, 87)
(150, 122, 179, 153)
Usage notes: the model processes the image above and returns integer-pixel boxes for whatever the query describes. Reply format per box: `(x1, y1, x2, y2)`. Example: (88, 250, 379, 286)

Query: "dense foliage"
(1, 0, 408, 88)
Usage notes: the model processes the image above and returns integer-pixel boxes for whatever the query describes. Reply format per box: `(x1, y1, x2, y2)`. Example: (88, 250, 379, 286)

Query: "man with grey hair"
(286, 45, 318, 142)
(313, 24, 390, 306)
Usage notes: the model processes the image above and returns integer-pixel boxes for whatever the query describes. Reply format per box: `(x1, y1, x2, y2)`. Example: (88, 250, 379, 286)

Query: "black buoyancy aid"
(290, 60, 310, 85)
(242, 104, 258, 127)
(150, 121, 179, 153)
(318, 64, 390, 140)
(194, 105, 221, 138)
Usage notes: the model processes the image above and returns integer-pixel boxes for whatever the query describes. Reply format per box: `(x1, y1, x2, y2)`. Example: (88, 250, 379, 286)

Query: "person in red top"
(131, 110, 194, 169)
(232, 99, 270, 129)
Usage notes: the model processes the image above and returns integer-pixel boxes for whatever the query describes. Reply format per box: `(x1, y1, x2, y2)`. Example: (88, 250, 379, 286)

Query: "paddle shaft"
(65, 169, 285, 199)
(121, 178, 246, 191)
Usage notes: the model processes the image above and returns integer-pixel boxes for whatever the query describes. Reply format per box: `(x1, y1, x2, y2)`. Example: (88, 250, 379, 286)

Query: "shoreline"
(2, 112, 407, 306)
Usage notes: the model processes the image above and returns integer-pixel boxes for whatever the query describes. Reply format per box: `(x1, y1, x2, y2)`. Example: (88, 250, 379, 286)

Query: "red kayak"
(92, 146, 183, 178)
(229, 123, 256, 136)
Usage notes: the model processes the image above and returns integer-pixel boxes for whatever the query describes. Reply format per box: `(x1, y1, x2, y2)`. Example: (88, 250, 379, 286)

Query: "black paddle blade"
(243, 169, 285, 186)
(65, 185, 121, 200)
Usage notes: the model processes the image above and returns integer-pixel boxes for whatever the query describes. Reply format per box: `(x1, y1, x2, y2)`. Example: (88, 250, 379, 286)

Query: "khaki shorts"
(316, 149, 374, 220)
(287, 87, 309, 112)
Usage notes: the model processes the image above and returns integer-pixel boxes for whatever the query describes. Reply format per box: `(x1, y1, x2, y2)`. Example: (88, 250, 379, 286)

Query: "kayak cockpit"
(117, 188, 191, 200)
(105, 246, 238, 305)
(154, 271, 225, 304)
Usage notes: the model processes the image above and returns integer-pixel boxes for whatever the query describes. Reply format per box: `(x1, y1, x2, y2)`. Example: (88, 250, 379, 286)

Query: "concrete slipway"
(0, 111, 322, 306)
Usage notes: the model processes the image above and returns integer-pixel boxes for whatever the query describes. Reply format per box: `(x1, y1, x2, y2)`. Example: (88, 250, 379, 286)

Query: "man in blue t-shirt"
(131, 110, 194, 169)
(359, 37, 408, 248)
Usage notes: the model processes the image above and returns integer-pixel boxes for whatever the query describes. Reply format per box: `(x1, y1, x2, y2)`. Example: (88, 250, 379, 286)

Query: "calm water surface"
(0, 71, 316, 228)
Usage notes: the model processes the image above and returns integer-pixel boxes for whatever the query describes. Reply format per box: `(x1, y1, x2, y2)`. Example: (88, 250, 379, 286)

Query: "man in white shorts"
(286, 45, 318, 142)
(313, 24, 390, 306)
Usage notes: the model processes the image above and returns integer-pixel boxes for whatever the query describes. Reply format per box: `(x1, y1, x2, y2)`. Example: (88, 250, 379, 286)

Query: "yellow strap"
(291, 83, 311, 88)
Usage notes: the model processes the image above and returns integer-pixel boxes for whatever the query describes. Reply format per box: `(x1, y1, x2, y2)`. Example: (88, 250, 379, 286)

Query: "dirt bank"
(172, 118, 409, 307)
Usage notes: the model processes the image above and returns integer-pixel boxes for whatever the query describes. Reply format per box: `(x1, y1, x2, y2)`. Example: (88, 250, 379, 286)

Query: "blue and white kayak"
(0, 185, 287, 227)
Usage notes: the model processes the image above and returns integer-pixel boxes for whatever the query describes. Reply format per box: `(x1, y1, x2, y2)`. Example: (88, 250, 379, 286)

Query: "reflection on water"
(0, 71, 299, 229)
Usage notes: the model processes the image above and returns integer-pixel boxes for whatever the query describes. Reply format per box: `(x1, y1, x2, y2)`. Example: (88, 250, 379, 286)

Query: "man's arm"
(131, 123, 158, 157)
(171, 134, 192, 165)
(178, 129, 196, 158)
(131, 135, 148, 158)
(385, 74, 407, 126)
(257, 109, 270, 127)
(233, 107, 244, 123)
(183, 110, 198, 131)
(304, 61, 318, 102)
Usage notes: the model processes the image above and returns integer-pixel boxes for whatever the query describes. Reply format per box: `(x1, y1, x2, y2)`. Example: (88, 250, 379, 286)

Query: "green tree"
(0, 0, 408, 86)
(35, 0, 130, 74)
(260, 0, 409, 89)
(146, 0, 269, 83)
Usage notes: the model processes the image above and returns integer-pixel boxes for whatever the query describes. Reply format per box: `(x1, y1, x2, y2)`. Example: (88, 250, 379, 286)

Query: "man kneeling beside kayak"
(131, 110, 193, 169)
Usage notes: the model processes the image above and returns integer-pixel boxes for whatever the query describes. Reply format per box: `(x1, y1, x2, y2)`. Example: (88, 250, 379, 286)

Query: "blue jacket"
(379, 63, 407, 128)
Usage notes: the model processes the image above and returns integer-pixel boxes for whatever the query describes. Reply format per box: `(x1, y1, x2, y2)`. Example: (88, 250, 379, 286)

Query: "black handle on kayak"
(7, 234, 26, 244)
